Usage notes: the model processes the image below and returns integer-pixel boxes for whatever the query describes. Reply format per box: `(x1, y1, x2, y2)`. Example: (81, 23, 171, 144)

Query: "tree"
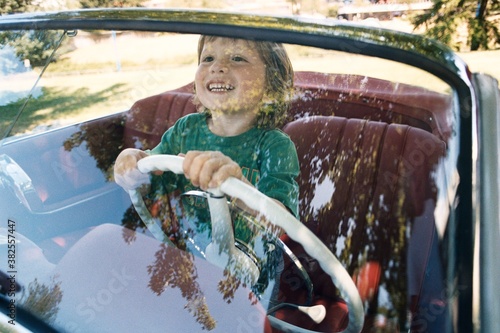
(0, 0, 32, 14)
(412, 0, 500, 51)
(80, 0, 144, 8)
(0, 30, 71, 68)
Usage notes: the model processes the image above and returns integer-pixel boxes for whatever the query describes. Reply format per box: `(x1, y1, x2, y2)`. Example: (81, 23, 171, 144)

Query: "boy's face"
(195, 38, 267, 116)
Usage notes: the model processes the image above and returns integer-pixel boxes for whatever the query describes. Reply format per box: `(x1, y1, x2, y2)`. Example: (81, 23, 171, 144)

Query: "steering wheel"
(128, 154, 364, 333)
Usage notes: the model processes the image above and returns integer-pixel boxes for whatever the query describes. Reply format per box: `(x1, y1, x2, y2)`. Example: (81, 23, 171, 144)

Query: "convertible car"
(0, 8, 499, 333)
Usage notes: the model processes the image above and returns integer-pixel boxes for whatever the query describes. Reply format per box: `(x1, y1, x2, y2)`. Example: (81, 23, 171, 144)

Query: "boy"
(114, 36, 299, 299)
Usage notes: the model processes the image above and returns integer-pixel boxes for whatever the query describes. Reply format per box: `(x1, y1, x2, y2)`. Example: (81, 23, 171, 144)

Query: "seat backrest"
(123, 72, 452, 150)
(277, 115, 447, 331)
(123, 89, 197, 149)
(283, 115, 445, 235)
(291, 72, 453, 142)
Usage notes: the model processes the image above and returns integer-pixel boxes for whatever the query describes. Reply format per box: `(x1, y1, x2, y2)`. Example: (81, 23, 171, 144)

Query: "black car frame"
(0, 8, 499, 333)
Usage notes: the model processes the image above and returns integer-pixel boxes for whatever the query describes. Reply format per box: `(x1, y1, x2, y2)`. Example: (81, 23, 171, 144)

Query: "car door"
(473, 73, 500, 333)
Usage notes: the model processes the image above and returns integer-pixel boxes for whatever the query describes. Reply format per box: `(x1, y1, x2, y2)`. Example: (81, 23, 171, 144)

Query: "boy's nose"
(210, 60, 228, 73)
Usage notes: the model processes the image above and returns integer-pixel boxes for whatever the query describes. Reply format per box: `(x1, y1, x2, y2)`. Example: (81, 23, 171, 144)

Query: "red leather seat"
(291, 72, 453, 142)
(123, 89, 196, 149)
(123, 71, 452, 150)
(276, 116, 446, 332)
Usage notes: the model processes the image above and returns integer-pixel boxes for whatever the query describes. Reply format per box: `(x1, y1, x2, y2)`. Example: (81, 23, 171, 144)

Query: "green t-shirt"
(149, 113, 297, 295)
(150, 113, 299, 217)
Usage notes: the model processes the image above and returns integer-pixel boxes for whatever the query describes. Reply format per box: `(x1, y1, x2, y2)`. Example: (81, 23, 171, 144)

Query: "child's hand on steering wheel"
(182, 151, 245, 191)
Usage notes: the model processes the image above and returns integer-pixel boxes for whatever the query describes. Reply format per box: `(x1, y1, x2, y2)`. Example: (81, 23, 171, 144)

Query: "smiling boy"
(115, 36, 299, 217)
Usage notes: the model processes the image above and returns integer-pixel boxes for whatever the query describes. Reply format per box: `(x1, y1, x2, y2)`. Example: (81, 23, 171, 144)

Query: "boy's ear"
(261, 92, 274, 105)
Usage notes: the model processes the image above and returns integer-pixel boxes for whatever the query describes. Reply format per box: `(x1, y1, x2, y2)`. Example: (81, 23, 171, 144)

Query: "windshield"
(0, 27, 461, 333)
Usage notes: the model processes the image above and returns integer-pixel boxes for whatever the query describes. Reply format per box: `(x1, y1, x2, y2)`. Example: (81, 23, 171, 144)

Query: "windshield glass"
(1, 30, 451, 138)
(0, 27, 460, 333)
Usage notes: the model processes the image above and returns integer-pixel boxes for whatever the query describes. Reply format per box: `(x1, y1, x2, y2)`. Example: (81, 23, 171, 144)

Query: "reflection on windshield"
(147, 244, 216, 330)
(122, 182, 283, 303)
(121, 191, 187, 246)
(0, 27, 461, 332)
(120, 188, 276, 330)
(21, 277, 63, 324)
(63, 119, 124, 181)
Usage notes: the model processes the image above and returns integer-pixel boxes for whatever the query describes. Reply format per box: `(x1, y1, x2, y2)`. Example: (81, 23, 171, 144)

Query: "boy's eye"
(232, 56, 246, 62)
(202, 55, 214, 62)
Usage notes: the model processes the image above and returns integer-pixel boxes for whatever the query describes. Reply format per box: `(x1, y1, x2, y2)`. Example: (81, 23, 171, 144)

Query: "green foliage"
(412, 0, 500, 51)
(0, 0, 32, 14)
(469, 15, 500, 50)
(1, 30, 75, 70)
(327, 3, 341, 18)
(80, 0, 144, 8)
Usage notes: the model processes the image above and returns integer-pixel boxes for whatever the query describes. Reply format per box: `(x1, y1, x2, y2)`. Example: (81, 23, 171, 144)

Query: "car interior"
(0, 70, 452, 331)
(122, 71, 451, 331)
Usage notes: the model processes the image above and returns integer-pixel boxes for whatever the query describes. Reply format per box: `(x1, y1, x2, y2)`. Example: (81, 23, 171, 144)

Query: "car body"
(0, 8, 499, 333)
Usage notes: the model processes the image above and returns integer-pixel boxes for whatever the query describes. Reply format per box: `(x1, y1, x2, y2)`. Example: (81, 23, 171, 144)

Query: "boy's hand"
(113, 148, 151, 190)
(183, 151, 287, 223)
(183, 151, 244, 190)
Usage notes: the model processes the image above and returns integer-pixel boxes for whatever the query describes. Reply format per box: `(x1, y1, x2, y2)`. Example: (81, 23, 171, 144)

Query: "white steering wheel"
(129, 154, 364, 333)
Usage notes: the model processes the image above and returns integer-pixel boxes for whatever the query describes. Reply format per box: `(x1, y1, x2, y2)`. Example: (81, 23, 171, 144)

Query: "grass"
(0, 84, 128, 136)
(0, 64, 197, 136)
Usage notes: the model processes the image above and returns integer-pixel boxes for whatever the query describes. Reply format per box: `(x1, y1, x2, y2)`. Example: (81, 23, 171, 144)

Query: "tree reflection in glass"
(147, 243, 216, 331)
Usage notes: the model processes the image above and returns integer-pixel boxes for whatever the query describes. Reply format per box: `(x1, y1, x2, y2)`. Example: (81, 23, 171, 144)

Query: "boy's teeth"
(209, 83, 233, 91)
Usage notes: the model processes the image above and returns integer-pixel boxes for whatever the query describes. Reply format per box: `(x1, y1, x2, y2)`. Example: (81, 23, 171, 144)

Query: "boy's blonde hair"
(195, 35, 294, 129)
